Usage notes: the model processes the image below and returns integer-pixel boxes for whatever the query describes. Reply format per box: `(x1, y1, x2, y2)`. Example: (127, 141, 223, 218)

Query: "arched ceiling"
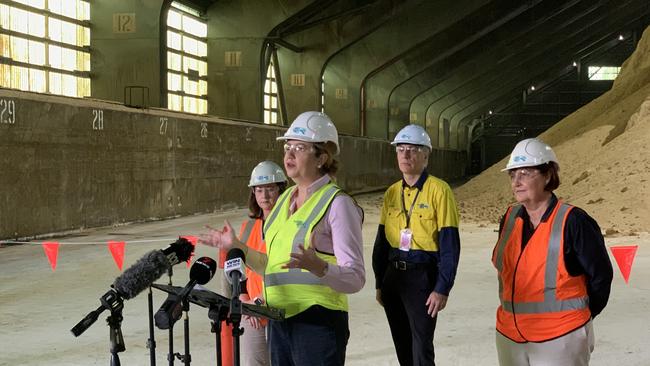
(195, 0, 650, 153)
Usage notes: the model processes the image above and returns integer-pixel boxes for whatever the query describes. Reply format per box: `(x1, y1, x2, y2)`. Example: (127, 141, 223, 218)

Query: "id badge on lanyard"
(400, 187, 420, 252)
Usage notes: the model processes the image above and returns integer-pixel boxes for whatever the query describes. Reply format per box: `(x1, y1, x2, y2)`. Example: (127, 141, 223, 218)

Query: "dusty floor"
(1, 193, 648, 366)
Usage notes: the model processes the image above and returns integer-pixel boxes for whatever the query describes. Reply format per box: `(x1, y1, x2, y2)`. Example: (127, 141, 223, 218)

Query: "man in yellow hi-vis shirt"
(372, 124, 460, 366)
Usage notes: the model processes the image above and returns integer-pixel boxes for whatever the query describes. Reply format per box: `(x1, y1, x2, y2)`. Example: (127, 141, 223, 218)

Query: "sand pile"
(455, 26, 650, 235)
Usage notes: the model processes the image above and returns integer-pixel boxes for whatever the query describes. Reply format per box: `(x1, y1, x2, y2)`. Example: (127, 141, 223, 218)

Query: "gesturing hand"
(282, 244, 328, 277)
(198, 220, 237, 249)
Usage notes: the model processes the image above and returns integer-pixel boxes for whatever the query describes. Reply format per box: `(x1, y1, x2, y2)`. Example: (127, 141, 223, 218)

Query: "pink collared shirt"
(288, 174, 365, 294)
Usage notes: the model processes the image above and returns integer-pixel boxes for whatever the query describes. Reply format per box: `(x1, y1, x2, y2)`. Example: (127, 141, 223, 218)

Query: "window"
(0, 0, 91, 97)
(166, 2, 207, 114)
(263, 56, 279, 124)
(588, 66, 620, 81)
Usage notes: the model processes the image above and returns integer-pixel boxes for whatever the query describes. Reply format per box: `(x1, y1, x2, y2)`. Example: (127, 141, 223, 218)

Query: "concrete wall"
(0, 89, 467, 239)
(91, 0, 164, 106)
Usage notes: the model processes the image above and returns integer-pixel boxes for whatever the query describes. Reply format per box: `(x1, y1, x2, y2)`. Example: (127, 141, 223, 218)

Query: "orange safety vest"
(216, 218, 267, 366)
(492, 202, 591, 343)
(238, 218, 267, 327)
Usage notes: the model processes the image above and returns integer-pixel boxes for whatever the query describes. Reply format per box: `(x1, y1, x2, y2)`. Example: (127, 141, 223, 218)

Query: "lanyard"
(401, 186, 421, 228)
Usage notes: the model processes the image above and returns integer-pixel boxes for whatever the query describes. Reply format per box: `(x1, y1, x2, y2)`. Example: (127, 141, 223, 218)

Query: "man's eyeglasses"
(508, 168, 539, 181)
(395, 145, 423, 154)
(283, 143, 314, 154)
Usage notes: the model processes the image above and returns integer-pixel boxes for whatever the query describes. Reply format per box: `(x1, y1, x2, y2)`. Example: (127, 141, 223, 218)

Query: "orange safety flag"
(42, 242, 60, 271)
(108, 241, 126, 270)
(610, 245, 638, 284)
(182, 235, 198, 267)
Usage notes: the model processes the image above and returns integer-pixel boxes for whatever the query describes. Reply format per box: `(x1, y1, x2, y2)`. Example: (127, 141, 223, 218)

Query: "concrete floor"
(1, 192, 648, 365)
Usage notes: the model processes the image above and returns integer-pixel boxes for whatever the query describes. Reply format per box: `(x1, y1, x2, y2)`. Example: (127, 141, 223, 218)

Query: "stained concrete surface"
(0, 193, 648, 365)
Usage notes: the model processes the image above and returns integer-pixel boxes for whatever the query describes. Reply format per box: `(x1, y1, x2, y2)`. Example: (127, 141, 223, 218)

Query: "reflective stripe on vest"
(495, 203, 588, 314)
(263, 188, 292, 237)
(240, 219, 256, 243)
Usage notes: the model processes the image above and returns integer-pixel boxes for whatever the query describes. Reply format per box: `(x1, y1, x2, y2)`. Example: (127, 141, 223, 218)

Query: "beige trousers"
(241, 320, 269, 366)
(496, 320, 595, 366)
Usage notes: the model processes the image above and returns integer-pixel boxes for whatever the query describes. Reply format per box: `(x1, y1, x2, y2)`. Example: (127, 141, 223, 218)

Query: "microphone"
(224, 248, 247, 285)
(70, 238, 194, 337)
(224, 248, 246, 324)
(113, 237, 195, 299)
(154, 256, 216, 329)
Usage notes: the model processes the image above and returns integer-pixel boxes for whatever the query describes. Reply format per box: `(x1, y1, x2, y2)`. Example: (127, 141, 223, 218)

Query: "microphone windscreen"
(189, 257, 217, 285)
(113, 250, 170, 299)
(226, 247, 246, 262)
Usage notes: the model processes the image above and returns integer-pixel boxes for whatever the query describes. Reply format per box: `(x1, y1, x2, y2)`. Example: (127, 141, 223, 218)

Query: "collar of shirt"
(289, 174, 332, 213)
(401, 169, 428, 190)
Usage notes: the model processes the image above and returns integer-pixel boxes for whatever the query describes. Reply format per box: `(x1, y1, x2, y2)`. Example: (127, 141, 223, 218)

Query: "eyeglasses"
(283, 143, 314, 154)
(395, 145, 424, 154)
(508, 168, 540, 181)
(253, 186, 279, 194)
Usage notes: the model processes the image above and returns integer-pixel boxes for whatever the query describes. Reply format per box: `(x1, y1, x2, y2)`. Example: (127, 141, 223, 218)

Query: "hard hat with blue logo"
(276, 111, 340, 155)
(502, 138, 558, 171)
(391, 124, 432, 150)
(248, 161, 287, 187)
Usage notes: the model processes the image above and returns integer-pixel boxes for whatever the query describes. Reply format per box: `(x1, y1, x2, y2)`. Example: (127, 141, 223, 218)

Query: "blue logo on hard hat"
(258, 175, 270, 181)
(293, 127, 307, 135)
(513, 155, 527, 162)
(400, 134, 411, 139)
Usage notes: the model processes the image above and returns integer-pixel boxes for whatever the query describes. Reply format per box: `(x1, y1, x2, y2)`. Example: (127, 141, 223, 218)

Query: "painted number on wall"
(92, 109, 104, 130)
(113, 13, 136, 33)
(159, 117, 168, 135)
(200, 123, 208, 138)
(0, 99, 16, 124)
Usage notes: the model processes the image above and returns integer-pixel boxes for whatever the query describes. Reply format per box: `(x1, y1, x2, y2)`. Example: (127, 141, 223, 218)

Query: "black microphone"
(224, 248, 246, 324)
(71, 238, 194, 337)
(113, 237, 195, 300)
(154, 256, 216, 329)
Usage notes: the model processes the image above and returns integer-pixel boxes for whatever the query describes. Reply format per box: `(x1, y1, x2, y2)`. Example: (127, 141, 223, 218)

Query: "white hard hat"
(249, 161, 287, 187)
(502, 138, 559, 171)
(277, 111, 340, 155)
(391, 124, 432, 149)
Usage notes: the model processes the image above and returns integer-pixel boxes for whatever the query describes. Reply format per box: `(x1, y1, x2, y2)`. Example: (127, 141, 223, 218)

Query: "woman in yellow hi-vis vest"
(493, 138, 613, 366)
(201, 112, 365, 366)
(215, 161, 288, 366)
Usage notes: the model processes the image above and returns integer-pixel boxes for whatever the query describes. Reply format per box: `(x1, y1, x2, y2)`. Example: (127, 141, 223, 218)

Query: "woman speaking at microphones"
(200, 112, 365, 366)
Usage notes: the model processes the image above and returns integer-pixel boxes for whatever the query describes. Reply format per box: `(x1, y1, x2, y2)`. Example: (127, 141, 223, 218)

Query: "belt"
(390, 260, 432, 271)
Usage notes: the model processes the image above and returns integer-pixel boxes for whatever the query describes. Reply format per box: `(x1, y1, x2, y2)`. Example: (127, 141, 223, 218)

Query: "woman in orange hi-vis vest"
(492, 138, 613, 366)
(216, 161, 287, 366)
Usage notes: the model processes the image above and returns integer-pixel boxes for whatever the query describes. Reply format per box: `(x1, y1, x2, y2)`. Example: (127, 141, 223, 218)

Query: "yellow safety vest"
(263, 183, 348, 318)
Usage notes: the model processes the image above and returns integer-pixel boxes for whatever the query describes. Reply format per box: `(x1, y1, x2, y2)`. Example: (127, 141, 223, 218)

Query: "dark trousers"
(381, 264, 438, 366)
(267, 305, 349, 366)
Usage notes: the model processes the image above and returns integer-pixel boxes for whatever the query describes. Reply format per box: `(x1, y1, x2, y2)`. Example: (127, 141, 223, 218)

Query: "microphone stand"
(229, 296, 243, 366)
(147, 287, 157, 366)
(228, 275, 244, 366)
(107, 308, 125, 366)
(167, 267, 175, 366)
(208, 303, 229, 366)
(181, 298, 192, 366)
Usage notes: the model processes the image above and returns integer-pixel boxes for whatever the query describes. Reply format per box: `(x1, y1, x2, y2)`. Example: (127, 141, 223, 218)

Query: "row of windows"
(0, 1, 622, 119)
(0, 0, 90, 97)
(166, 3, 209, 114)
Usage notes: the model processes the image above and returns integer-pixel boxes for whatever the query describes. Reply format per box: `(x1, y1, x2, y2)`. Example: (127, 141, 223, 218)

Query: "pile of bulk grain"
(455, 26, 650, 235)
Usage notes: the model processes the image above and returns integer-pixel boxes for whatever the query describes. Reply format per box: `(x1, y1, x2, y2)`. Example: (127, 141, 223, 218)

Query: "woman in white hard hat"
(211, 161, 287, 366)
(492, 138, 613, 366)
(202, 112, 365, 366)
